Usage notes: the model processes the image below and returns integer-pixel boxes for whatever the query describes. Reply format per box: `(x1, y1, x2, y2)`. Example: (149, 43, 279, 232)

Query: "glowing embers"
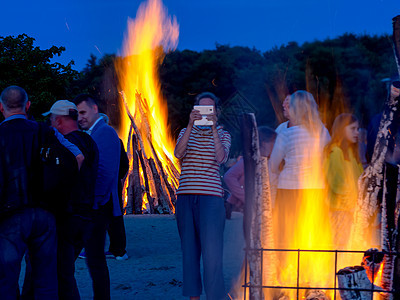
(115, 0, 180, 213)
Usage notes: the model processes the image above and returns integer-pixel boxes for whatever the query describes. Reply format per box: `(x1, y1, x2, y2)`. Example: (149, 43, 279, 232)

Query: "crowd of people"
(1, 82, 399, 300)
(221, 85, 400, 297)
(0, 86, 128, 300)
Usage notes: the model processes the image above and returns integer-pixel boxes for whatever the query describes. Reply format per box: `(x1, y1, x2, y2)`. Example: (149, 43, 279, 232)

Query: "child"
(324, 113, 363, 247)
(223, 126, 277, 218)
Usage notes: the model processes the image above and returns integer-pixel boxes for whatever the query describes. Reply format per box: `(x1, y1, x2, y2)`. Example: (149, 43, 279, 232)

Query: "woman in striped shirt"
(174, 92, 231, 300)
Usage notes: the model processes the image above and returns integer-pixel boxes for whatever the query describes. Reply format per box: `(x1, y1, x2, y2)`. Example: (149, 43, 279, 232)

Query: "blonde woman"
(270, 90, 331, 251)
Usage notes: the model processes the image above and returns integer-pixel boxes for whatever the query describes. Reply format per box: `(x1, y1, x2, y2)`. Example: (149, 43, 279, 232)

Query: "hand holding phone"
(193, 105, 214, 126)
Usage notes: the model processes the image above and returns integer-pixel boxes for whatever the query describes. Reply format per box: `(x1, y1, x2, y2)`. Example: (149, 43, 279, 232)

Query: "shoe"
(78, 251, 86, 259)
(104, 251, 115, 259)
(115, 253, 129, 261)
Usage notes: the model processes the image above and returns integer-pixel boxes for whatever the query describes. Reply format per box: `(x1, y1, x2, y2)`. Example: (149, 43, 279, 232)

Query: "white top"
(270, 125, 331, 189)
(275, 121, 289, 135)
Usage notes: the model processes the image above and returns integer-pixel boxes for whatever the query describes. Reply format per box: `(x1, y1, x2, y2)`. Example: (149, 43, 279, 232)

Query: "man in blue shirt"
(73, 94, 121, 300)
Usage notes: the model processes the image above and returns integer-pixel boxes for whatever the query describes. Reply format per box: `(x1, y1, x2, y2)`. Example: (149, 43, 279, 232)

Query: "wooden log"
(379, 16, 400, 300)
(135, 92, 152, 141)
(123, 126, 134, 214)
(391, 14, 400, 300)
(148, 158, 170, 213)
(132, 134, 143, 214)
(120, 91, 148, 159)
(260, 157, 278, 288)
(126, 125, 133, 161)
(350, 13, 400, 255)
(150, 143, 176, 210)
(395, 167, 400, 299)
(136, 149, 155, 214)
(304, 290, 329, 300)
(125, 173, 134, 214)
(361, 248, 384, 283)
(337, 266, 383, 300)
(380, 164, 398, 298)
(165, 154, 180, 181)
(242, 113, 264, 300)
(350, 80, 400, 251)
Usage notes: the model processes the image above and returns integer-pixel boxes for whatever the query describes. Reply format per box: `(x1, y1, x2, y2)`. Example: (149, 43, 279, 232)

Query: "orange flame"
(271, 126, 379, 299)
(115, 0, 180, 212)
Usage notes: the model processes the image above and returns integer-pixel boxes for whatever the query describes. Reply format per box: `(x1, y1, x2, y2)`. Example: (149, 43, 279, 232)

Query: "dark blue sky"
(2, 0, 399, 71)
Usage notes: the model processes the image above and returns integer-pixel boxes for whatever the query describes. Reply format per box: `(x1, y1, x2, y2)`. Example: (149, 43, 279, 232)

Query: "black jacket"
(0, 118, 43, 215)
(64, 130, 99, 217)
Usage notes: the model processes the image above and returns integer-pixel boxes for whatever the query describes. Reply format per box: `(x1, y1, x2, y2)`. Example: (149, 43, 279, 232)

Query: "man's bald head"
(0, 86, 30, 117)
(0, 86, 29, 110)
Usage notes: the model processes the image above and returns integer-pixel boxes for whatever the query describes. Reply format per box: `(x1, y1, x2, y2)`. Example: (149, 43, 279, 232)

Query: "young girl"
(324, 113, 363, 247)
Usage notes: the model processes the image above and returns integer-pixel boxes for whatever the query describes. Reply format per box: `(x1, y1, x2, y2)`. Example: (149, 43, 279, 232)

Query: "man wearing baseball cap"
(45, 99, 102, 300)
(42, 99, 78, 117)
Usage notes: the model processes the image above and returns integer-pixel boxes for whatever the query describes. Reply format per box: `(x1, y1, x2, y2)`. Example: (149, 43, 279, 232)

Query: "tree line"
(0, 33, 397, 154)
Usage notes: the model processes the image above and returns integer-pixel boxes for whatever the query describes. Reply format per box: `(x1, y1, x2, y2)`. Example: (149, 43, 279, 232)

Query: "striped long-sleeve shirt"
(176, 126, 231, 197)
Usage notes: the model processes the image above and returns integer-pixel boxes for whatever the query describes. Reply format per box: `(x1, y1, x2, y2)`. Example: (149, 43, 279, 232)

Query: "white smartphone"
(193, 105, 214, 126)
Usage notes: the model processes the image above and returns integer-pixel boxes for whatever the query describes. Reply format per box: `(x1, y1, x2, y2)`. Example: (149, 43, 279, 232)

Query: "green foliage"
(2, 33, 397, 156)
(71, 53, 119, 120)
(267, 33, 397, 128)
(160, 45, 275, 143)
(159, 34, 397, 155)
(0, 34, 78, 119)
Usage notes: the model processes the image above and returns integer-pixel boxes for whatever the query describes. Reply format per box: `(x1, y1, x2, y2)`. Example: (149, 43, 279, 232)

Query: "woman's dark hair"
(325, 113, 360, 162)
(194, 92, 220, 109)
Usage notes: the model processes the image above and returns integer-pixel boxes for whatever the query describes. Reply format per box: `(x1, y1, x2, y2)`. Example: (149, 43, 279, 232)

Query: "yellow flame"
(271, 127, 379, 299)
(272, 132, 334, 298)
(116, 0, 180, 212)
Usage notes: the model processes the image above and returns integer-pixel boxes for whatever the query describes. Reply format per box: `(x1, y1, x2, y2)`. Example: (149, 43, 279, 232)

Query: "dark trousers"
(107, 215, 127, 257)
(57, 210, 110, 300)
(84, 204, 110, 300)
(0, 208, 58, 300)
(22, 204, 111, 300)
(176, 195, 226, 300)
(57, 204, 111, 300)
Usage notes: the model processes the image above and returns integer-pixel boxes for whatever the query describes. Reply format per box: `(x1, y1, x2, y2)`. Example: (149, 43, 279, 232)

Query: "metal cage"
(242, 248, 399, 300)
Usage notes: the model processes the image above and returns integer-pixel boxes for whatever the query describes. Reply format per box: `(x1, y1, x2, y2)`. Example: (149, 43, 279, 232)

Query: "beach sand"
(73, 212, 245, 299)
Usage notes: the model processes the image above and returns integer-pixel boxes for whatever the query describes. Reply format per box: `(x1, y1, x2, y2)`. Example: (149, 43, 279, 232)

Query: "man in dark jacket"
(0, 86, 58, 299)
(44, 100, 101, 300)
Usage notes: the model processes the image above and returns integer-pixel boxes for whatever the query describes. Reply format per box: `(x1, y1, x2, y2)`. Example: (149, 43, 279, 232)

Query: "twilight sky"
(1, 0, 399, 71)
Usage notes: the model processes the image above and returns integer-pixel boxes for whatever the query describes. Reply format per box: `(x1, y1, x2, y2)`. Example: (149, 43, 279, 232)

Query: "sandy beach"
(73, 212, 245, 299)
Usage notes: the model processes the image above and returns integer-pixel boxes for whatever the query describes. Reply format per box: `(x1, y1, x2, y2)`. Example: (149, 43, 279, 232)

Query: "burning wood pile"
(120, 92, 179, 214)
(114, 0, 180, 214)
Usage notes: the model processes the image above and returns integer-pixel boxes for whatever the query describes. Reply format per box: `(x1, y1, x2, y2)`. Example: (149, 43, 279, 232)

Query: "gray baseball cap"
(42, 100, 77, 116)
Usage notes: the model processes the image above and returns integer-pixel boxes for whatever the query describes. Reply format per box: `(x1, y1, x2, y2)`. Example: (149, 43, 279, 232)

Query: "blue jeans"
(176, 195, 226, 300)
(22, 204, 111, 300)
(0, 208, 58, 300)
